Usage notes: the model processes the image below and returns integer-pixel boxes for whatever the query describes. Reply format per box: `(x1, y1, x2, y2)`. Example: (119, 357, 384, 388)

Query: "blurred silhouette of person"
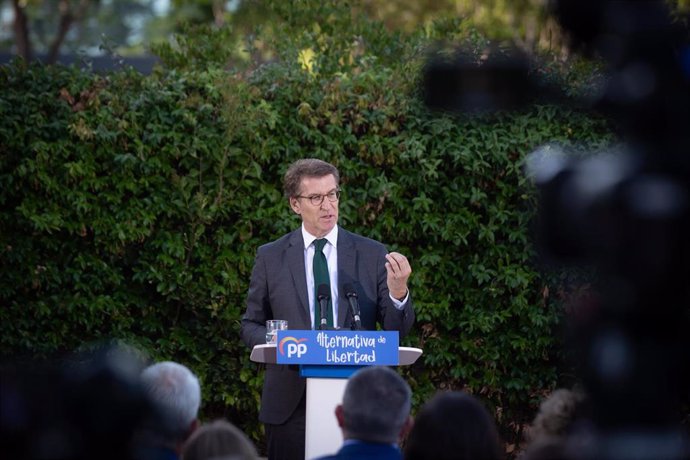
(520, 387, 589, 460)
(404, 391, 502, 460)
(182, 418, 258, 460)
(135, 361, 201, 460)
(315, 366, 413, 460)
(530, 387, 587, 439)
(1, 343, 152, 460)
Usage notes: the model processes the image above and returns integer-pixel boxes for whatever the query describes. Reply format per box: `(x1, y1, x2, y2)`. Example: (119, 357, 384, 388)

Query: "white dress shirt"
(301, 225, 408, 329)
(302, 225, 339, 328)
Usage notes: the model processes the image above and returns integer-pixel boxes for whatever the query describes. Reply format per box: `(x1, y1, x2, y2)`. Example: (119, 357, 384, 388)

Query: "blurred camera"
(422, 1, 690, 458)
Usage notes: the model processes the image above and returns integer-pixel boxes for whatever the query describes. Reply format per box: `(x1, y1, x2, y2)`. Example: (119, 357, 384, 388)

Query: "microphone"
(343, 283, 362, 330)
(317, 283, 331, 330)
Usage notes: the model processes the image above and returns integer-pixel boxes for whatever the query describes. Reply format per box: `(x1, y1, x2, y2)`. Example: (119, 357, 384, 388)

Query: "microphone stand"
(318, 295, 330, 330)
(317, 283, 331, 330)
(344, 283, 362, 330)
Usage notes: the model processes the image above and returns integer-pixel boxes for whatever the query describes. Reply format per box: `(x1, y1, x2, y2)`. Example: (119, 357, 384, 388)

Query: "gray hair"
(529, 387, 587, 441)
(341, 366, 411, 444)
(283, 158, 340, 198)
(140, 361, 201, 445)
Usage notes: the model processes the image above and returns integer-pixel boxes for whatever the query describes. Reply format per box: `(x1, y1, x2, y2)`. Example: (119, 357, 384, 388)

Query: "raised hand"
(385, 252, 411, 301)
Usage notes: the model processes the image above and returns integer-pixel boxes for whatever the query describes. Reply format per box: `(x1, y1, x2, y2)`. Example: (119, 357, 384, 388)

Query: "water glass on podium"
(266, 319, 288, 344)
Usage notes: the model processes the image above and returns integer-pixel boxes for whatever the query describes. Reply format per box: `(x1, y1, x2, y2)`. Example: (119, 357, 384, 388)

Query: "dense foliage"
(0, 5, 614, 454)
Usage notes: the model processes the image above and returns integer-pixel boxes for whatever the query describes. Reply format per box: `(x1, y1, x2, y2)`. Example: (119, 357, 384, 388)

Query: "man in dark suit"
(240, 158, 415, 460)
(315, 366, 412, 460)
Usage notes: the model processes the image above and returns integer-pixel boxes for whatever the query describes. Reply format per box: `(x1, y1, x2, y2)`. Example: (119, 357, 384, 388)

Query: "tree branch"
(47, 0, 91, 64)
(212, 0, 225, 27)
(12, 0, 32, 61)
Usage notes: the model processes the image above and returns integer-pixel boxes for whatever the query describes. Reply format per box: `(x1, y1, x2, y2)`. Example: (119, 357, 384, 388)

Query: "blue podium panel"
(299, 365, 362, 379)
(276, 330, 399, 366)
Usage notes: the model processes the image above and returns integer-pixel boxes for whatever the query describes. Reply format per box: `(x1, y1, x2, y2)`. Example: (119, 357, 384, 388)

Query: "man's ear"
(289, 197, 301, 215)
(177, 418, 200, 454)
(335, 404, 345, 428)
(188, 418, 200, 438)
(399, 415, 413, 442)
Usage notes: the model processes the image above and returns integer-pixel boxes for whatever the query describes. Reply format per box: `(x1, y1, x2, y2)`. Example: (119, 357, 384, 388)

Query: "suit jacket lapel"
(287, 229, 311, 326)
(337, 228, 356, 328)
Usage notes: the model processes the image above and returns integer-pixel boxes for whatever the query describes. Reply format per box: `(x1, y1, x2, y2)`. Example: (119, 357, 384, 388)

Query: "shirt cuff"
(389, 291, 409, 310)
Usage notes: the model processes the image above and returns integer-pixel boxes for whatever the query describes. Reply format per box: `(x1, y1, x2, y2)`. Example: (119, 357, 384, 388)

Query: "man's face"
(289, 174, 339, 238)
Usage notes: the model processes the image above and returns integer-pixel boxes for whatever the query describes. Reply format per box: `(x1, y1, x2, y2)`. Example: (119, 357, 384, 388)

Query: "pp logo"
(279, 337, 308, 358)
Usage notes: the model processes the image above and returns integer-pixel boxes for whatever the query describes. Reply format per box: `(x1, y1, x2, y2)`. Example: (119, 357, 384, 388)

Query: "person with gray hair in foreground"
(135, 361, 202, 460)
(315, 366, 413, 460)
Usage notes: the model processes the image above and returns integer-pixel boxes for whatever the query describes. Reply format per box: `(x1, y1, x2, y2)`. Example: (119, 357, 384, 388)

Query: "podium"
(250, 332, 422, 459)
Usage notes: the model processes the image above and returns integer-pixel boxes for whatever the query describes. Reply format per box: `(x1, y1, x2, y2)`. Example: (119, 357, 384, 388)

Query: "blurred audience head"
(182, 418, 258, 460)
(404, 391, 502, 460)
(521, 387, 589, 460)
(520, 436, 571, 460)
(336, 366, 412, 445)
(138, 361, 201, 453)
(529, 387, 587, 441)
(1, 342, 151, 460)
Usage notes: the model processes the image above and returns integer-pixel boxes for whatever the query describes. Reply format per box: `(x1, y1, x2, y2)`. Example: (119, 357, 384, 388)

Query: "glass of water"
(266, 319, 288, 344)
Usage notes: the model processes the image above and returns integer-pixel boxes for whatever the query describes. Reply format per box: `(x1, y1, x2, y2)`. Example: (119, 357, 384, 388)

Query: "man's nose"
(319, 198, 330, 209)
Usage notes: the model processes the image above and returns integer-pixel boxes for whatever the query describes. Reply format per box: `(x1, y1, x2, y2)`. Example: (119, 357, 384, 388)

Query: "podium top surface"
(250, 344, 422, 365)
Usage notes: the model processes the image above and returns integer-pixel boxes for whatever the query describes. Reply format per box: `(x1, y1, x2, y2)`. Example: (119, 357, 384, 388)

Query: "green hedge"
(0, 14, 614, 452)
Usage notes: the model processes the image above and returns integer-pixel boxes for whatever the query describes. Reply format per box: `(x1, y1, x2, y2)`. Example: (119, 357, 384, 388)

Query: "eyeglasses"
(296, 189, 341, 206)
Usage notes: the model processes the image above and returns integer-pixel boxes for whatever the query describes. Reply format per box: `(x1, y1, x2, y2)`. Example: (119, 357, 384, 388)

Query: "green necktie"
(313, 238, 333, 329)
